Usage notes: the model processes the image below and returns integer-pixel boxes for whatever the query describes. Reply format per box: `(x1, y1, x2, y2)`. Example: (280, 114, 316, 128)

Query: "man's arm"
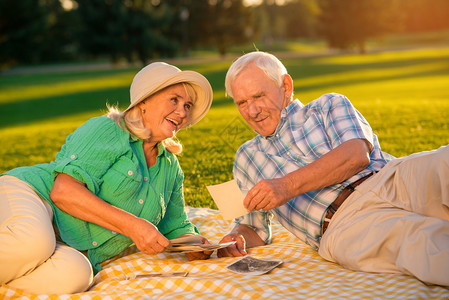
(217, 224, 266, 257)
(244, 138, 371, 211)
(218, 138, 370, 257)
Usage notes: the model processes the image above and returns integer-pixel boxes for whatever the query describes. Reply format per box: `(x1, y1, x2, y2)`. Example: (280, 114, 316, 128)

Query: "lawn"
(1, 46, 448, 209)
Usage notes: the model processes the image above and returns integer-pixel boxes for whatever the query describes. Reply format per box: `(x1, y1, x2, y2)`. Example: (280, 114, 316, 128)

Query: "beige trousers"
(319, 145, 449, 286)
(0, 175, 93, 294)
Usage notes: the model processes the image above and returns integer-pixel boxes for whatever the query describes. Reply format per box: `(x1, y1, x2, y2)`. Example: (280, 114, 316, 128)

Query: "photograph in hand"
(166, 235, 236, 253)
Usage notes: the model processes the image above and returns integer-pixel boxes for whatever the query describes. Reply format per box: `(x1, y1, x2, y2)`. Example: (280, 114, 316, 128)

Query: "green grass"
(1, 46, 449, 209)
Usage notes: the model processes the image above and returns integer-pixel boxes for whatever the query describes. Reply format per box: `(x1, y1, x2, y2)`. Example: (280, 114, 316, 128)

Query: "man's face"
(231, 64, 291, 137)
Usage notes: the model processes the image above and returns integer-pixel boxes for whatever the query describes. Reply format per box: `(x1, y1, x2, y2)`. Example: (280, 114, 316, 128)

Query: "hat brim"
(125, 70, 213, 129)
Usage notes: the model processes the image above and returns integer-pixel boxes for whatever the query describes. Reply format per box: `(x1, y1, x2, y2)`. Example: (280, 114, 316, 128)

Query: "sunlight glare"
(243, 0, 287, 6)
(60, 0, 76, 10)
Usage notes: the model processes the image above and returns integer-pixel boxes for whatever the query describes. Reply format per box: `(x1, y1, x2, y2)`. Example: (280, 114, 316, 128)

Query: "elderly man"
(217, 51, 449, 286)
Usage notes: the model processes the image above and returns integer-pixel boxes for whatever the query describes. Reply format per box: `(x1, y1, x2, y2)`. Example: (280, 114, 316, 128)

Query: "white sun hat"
(125, 62, 213, 129)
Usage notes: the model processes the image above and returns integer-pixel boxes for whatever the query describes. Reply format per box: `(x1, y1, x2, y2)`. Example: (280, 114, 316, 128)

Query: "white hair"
(225, 51, 288, 98)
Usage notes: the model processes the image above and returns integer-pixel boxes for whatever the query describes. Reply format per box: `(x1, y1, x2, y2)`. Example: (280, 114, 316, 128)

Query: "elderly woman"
(0, 62, 213, 294)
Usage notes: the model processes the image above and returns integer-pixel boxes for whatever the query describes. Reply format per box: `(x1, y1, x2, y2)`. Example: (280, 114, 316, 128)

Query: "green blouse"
(5, 116, 198, 272)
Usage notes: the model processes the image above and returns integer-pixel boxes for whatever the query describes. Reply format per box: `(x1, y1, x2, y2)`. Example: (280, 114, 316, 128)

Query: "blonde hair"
(107, 82, 197, 155)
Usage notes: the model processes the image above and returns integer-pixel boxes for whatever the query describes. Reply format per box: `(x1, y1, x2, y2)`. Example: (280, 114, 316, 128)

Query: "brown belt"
(321, 172, 375, 235)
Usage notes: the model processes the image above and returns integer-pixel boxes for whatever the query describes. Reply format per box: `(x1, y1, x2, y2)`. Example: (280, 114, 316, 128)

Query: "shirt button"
(128, 170, 133, 176)
(138, 199, 144, 204)
(143, 177, 149, 181)
(70, 154, 76, 159)
(92, 241, 98, 246)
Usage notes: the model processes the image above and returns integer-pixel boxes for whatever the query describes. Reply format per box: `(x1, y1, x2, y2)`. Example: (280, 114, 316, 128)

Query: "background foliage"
(2, 0, 449, 69)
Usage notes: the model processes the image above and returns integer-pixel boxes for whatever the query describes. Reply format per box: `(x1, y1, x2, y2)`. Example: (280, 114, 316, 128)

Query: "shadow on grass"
(296, 66, 449, 95)
(2, 52, 448, 129)
(0, 87, 129, 128)
(0, 67, 232, 129)
(285, 53, 449, 78)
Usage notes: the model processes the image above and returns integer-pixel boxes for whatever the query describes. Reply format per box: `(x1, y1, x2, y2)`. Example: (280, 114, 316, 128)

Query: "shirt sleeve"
(319, 93, 375, 150)
(232, 147, 273, 244)
(157, 157, 198, 239)
(52, 116, 127, 195)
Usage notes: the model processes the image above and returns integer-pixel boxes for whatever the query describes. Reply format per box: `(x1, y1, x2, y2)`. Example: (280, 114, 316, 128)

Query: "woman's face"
(139, 83, 193, 143)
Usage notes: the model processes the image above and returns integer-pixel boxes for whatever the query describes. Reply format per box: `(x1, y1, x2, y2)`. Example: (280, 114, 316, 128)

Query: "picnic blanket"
(1, 207, 448, 299)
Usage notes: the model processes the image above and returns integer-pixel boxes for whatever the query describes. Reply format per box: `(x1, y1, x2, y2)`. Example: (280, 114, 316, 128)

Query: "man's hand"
(217, 224, 265, 257)
(130, 140, 371, 257)
(244, 177, 292, 212)
(217, 233, 247, 257)
(244, 139, 372, 213)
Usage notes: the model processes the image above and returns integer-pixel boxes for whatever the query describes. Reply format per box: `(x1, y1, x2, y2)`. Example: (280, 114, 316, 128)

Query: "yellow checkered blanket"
(1, 207, 448, 299)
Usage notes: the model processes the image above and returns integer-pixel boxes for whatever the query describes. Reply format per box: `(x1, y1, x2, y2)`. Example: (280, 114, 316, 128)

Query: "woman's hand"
(178, 234, 213, 261)
(127, 218, 170, 255)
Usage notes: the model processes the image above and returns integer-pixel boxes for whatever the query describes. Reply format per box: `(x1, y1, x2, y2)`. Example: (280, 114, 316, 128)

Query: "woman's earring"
(142, 109, 146, 114)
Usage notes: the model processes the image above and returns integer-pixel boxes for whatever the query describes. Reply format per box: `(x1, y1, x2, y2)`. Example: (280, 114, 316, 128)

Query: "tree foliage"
(2, 0, 449, 68)
(397, 0, 449, 32)
(185, 0, 255, 56)
(0, 0, 79, 68)
(317, 0, 399, 54)
(76, 0, 178, 64)
(281, 0, 320, 38)
(0, 0, 48, 67)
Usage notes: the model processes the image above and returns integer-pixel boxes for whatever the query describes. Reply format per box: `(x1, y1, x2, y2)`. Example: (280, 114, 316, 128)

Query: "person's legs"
(0, 175, 56, 284)
(0, 175, 93, 293)
(7, 242, 93, 294)
(375, 144, 449, 220)
(319, 146, 449, 286)
(319, 196, 449, 286)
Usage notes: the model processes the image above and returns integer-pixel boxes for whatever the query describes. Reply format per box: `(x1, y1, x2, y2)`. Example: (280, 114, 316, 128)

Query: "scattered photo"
(226, 256, 283, 275)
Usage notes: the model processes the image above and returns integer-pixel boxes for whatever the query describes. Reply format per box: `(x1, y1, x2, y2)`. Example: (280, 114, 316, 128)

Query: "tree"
(75, 0, 178, 64)
(317, 0, 399, 54)
(397, 0, 449, 32)
(281, 0, 320, 39)
(39, 0, 80, 63)
(0, 0, 48, 67)
(0, 0, 79, 68)
(124, 1, 178, 62)
(76, 0, 127, 63)
(186, 0, 255, 56)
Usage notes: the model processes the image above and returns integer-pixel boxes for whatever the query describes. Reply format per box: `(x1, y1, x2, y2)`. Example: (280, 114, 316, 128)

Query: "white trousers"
(0, 175, 93, 294)
(319, 145, 449, 286)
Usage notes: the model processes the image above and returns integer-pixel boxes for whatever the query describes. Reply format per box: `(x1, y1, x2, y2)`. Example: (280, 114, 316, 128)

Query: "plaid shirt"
(233, 93, 394, 249)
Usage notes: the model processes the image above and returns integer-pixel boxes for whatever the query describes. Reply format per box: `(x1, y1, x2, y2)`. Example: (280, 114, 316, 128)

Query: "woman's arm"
(50, 173, 170, 254)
